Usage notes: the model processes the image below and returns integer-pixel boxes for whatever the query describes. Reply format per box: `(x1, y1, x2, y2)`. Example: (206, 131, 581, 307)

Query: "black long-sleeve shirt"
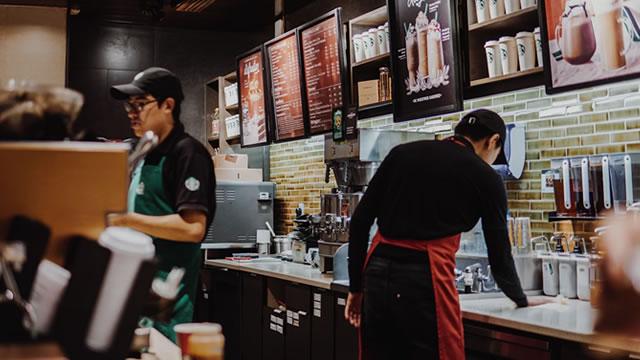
(348, 136, 528, 307)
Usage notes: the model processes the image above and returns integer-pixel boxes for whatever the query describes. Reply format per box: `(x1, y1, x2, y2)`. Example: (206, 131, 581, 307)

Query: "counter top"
(205, 258, 640, 353)
(461, 296, 640, 354)
(204, 259, 334, 289)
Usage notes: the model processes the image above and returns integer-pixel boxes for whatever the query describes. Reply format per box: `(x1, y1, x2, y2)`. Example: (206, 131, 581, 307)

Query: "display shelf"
(350, 5, 388, 26)
(547, 213, 607, 222)
(469, 6, 538, 32)
(225, 103, 239, 112)
(352, 53, 390, 69)
(224, 72, 237, 82)
(470, 67, 543, 87)
(358, 100, 392, 119)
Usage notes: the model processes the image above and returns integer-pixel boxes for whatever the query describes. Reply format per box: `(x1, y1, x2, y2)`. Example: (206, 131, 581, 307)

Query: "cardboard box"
(213, 154, 248, 169)
(358, 80, 379, 107)
(215, 168, 263, 182)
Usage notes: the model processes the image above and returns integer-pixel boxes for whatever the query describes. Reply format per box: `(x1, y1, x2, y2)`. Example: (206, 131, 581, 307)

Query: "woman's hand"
(344, 292, 363, 328)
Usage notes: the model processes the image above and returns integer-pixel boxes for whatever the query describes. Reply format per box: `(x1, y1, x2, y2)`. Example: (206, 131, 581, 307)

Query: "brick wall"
(270, 81, 640, 236)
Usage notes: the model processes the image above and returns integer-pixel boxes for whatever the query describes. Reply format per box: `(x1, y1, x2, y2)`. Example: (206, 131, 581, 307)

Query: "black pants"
(362, 244, 439, 360)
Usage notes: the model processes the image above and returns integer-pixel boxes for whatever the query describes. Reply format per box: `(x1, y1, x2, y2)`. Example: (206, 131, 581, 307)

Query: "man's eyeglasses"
(124, 99, 157, 113)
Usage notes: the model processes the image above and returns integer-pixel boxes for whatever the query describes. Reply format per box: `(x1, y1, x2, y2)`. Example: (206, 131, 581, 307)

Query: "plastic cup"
(175, 323, 222, 356)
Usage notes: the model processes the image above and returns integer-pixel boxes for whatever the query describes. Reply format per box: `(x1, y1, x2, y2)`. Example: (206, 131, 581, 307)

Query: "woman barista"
(344, 109, 552, 359)
(107, 68, 216, 341)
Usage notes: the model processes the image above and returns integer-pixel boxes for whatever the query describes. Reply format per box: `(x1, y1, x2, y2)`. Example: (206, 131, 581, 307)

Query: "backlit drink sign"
(388, 0, 462, 122)
(238, 48, 269, 147)
(540, 0, 640, 94)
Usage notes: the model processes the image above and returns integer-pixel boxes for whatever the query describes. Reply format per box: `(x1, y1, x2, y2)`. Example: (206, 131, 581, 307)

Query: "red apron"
(359, 231, 465, 360)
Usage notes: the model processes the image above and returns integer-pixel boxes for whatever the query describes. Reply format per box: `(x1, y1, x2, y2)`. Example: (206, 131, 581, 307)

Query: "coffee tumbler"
(476, 0, 490, 23)
(377, 25, 388, 54)
(368, 28, 380, 57)
(499, 36, 518, 74)
(516, 31, 536, 71)
(467, 0, 478, 25)
(504, 0, 521, 14)
(485, 40, 503, 77)
(489, 0, 505, 19)
(353, 34, 365, 63)
(534, 27, 543, 67)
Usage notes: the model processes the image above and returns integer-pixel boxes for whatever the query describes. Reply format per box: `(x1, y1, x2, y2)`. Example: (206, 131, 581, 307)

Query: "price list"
(267, 33, 306, 141)
(301, 15, 343, 135)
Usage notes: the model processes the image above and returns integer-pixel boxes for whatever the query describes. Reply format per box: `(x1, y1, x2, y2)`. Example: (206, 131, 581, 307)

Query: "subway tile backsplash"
(270, 82, 640, 235)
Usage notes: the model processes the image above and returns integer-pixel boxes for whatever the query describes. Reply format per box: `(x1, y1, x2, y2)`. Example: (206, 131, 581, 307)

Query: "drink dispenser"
(610, 153, 640, 212)
(570, 157, 594, 217)
(551, 158, 576, 216)
(589, 155, 613, 216)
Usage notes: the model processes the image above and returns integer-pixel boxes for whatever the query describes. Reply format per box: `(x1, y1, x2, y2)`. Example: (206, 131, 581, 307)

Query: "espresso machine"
(317, 129, 435, 273)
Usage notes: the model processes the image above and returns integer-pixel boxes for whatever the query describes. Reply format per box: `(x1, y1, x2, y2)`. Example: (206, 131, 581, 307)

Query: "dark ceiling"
(0, 0, 312, 31)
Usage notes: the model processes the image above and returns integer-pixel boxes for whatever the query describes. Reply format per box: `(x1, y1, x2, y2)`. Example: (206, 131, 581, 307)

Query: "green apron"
(129, 158, 201, 342)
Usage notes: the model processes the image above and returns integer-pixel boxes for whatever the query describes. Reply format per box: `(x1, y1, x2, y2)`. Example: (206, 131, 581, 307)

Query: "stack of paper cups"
(534, 27, 543, 67)
(86, 227, 155, 351)
(485, 40, 503, 77)
(504, 0, 521, 14)
(516, 31, 536, 71)
(467, 0, 478, 25)
(489, 0, 505, 19)
(368, 28, 380, 57)
(377, 25, 388, 54)
(499, 36, 518, 75)
(475, 0, 490, 23)
(353, 34, 365, 63)
(520, 0, 536, 8)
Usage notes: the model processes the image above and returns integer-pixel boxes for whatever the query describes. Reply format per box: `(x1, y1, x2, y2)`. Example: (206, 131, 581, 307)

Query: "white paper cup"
(516, 31, 536, 71)
(499, 36, 518, 74)
(534, 27, 543, 67)
(485, 40, 503, 77)
(475, 0, 490, 22)
(377, 26, 388, 54)
(467, 0, 478, 24)
(30, 260, 70, 334)
(257, 229, 271, 244)
(489, 0, 505, 18)
(520, 0, 536, 8)
(368, 28, 380, 57)
(384, 22, 390, 52)
(362, 32, 374, 59)
(353, 35, 365, 63)
(86, 227, 155, 351)
(504, 0, 521, 14)
(175, 323, 222, 356)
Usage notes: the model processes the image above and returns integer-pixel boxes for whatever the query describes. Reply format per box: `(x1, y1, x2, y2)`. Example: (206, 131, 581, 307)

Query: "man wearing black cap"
(107, 67, 216, 341)
(344, 109, 552, 359)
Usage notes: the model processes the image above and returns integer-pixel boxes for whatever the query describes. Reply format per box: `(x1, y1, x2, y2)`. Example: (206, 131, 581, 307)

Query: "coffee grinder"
(317, 129, 434, 273)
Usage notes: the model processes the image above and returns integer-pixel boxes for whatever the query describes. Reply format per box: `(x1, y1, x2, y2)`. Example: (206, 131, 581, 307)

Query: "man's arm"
(108, 209, 207, 243)
(481, 175, 528, 307)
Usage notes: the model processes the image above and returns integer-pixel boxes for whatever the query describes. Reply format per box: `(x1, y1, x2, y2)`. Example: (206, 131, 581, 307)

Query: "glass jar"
(378, 67, 391, 102)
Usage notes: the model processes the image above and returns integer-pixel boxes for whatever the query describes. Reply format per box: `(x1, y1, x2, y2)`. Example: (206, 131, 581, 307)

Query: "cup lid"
(534, 27, 540, 33)
(378, 25, 385, 29)
(174, 322, 222, 335)
(516, 31, 534, 38)
(368, 28, 377, 33)
(499, 36, 515, 42)
(99, 226, 155, 258)
(485, 40, 499, 47)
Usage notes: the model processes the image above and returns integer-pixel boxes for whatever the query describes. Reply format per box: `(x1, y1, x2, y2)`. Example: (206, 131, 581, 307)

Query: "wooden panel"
(0, 142, 129, 265)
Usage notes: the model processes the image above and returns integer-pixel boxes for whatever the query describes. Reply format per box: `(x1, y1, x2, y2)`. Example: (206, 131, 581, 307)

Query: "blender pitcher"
(570, 156, 594, 217)
(551, 158, 576, 216)
(589, 155, 613, 216)
(610, 153, 640, 213)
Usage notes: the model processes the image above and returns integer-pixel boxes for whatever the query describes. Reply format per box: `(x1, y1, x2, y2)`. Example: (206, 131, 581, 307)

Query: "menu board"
(388, 0, 462, 122)
(300, 10, 345, 135)
(238, 48, 269, 147)
(541, 0, 640, 94)
(266, 31, 307, 142)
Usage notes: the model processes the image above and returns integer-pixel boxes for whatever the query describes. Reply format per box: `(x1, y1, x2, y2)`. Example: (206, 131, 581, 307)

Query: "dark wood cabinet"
(285, 283, 312, 360)
(311, 288, 335, 360)
(263, 306, 286, 360)
(242, 273, 264, 360)
(209, 268, 243, 360)
(334, 293, 358, 360)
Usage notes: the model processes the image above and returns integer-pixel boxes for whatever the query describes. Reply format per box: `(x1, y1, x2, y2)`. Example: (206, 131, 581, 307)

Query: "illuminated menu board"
(266, 31, 307, 141)
(300, 10, 344, 135)
(238, 48, 269, 147)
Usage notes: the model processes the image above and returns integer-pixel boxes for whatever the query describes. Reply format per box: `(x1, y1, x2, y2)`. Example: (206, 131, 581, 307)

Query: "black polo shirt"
(348, 136, 527, 307)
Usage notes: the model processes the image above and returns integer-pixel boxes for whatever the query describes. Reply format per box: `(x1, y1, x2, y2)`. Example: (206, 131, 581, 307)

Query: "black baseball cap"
(110, 67, 184, 103)
(455, 109, 508, 165)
